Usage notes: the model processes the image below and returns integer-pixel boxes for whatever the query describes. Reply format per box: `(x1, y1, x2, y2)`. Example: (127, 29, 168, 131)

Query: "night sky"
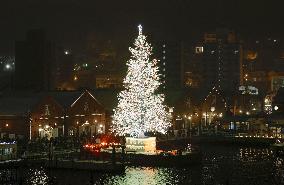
(1, 0, 284, 55)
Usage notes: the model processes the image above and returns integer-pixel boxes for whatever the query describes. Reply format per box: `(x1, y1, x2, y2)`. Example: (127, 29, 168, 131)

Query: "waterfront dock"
(0, 159, 125, 173)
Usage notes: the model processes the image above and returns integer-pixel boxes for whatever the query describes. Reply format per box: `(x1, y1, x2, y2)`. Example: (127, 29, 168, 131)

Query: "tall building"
(242, 37, 284, 95)
(153, 41, 186, 107)
(191, 29, 242, 104)
(15, 29, 55, 91)
(154, 41, 184, 91)
(0, 56, 15, 90)
(54, 49, 75, 90)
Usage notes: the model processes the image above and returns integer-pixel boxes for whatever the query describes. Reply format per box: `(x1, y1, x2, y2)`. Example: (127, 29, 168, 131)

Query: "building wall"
(67, 91, 107, 138)
(0, 91, 112, 140)
(190, 29, 241, 106)
(95, 74, 123, 89)
(0, 115, 28, 139)
(15, 29, 55, 91)
(31, 96, 65, 139)
(201, 40, 240, 96)
(154, 41, 184, 92)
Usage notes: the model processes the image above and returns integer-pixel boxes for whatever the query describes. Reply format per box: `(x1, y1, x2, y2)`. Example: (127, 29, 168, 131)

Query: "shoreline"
(157, 136, 276, 148)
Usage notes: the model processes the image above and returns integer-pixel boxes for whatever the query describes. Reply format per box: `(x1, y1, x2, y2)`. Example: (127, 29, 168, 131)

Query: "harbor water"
(1, 144, 284, 185)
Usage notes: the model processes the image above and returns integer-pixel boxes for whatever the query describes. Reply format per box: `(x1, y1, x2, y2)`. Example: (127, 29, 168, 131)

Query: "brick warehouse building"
(0, 90, 118, 140)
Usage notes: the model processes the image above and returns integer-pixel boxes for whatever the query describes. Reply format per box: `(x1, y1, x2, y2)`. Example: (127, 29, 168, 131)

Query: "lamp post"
(210, 107, 215, 133)
(188, 116, 192, 138)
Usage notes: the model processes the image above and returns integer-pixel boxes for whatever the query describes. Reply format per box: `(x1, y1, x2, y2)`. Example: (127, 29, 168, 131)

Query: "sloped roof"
(0, 89, 120, 115)
(90, 90, 119, 111)
(47, 90, 119, 111)
(47, 91, 82, 108)
(0, 92, 42, 115)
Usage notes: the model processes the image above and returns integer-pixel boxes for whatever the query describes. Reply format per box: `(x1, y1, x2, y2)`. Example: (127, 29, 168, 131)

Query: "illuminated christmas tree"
(111, 25, 171, 138)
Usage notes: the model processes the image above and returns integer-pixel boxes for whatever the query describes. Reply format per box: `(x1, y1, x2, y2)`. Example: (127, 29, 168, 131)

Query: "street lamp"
(210, 107, 215, 125)
(203, 112, 206, 125)
(188, 116, 192, 138)
(274, 106, 279, 111)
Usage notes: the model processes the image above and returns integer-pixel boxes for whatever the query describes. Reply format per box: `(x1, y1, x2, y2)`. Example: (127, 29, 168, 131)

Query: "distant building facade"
(0, 90, 117, 140)
(15, 29, 55, 91)
(199, 30, 241, 97)
(95, 73, 123, 89)
(187, 29, 242, 112)
(31, 96, 65, 139)
(154, 41, 185, 92)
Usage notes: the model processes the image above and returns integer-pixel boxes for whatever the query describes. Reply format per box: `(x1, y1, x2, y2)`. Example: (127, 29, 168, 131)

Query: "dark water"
(2, 145, 284, 185)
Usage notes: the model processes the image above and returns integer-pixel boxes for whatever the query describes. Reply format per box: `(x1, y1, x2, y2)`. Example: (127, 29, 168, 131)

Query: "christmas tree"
(111, 25, 171, 138)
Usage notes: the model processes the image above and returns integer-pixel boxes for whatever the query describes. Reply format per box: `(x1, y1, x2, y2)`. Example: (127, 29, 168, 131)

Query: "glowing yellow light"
(74, 75, 78, 81)
(126, 137, 156, 154)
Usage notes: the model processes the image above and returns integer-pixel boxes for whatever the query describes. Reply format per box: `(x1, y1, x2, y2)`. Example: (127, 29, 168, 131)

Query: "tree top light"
(138, 24, 143, 35)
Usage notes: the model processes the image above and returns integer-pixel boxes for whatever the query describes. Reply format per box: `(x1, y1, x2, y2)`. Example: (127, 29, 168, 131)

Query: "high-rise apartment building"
(15, 29, 55, 91)
(191, 29, 242, 102)
(154, 41, 184, 92)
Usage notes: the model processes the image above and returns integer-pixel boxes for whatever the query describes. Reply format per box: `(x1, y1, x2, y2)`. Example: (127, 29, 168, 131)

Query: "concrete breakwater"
(157, 136, 276, 148)
(0, 159, 125, 173)
(191, 136, 276, 146)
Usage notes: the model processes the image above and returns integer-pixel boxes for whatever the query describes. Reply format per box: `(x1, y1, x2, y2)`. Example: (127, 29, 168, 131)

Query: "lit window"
(74, 75, 78, 81)
(195, 47, 203, 54)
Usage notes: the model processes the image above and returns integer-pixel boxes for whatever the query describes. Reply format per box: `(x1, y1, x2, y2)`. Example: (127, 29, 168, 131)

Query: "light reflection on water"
(99, 167, 198, 185)
(1, 146, 284, 185)
(27, 168, 49, 185)
(200, 146, 284, 185)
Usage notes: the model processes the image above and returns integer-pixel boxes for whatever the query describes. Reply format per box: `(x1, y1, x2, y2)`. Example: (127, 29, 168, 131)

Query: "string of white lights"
(204, 40, 227, 107)
(111, 25, 171, 138)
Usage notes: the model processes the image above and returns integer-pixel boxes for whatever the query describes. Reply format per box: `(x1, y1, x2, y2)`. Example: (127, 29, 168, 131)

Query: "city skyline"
(1, 0, 284, 55)
(1, 1, 284, 184)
